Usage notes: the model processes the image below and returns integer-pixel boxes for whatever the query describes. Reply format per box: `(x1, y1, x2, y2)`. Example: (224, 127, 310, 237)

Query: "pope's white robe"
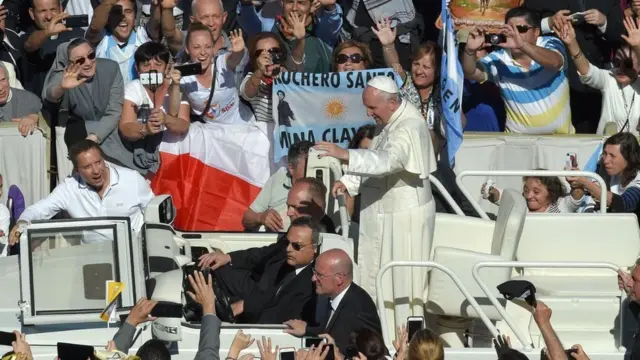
(341, 100, 437, 334)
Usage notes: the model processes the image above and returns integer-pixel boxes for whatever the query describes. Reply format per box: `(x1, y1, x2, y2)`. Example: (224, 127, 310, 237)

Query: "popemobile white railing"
(376, 261, 500, 348)
(429, 175, 466, 216)
(455, 170, 609, 220)
(471, 261, 625, 352)
(329, 163, 351, 240)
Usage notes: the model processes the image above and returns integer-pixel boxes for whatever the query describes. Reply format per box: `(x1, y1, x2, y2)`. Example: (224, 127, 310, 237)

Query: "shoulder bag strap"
(197, 55, 218, 123)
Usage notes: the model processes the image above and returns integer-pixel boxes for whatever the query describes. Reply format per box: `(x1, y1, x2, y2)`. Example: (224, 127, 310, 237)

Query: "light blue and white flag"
(272, 69, 402, 162)
(583, 142, 604, 172)
(440, 0, 464, 167)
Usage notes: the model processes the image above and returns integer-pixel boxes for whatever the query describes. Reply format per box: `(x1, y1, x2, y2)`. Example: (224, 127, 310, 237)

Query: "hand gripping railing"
(471, 261, 624, 351)
(455, 170, 608, 220)
(329, 163, 350, 240)
(376, 261, 500, 347)
(429, 175, 465, 216)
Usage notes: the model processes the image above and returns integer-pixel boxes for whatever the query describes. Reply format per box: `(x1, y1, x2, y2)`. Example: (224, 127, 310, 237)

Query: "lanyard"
(620, 84, 636, 132)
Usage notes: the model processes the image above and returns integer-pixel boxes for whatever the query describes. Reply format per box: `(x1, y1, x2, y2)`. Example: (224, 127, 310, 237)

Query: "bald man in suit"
(283, 249, 382, 353)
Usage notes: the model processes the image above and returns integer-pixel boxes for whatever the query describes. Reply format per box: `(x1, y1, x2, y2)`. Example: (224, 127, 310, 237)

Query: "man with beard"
(86, 0, 160, 84)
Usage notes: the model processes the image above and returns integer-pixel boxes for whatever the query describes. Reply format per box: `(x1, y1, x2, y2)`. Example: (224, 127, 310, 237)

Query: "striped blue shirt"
(478, 36, 574, 135)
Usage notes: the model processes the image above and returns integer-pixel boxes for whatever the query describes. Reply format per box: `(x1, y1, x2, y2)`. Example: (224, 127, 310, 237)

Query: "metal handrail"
(376, 261, 500, 347)
(471, 261, 624, 351)
(429, 175, 465, 216)
(329, 163, 350, 240)
(455, 170, 608, 220)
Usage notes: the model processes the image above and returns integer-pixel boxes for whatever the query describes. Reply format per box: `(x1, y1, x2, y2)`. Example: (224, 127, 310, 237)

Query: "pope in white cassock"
(314, 76, 437, 333)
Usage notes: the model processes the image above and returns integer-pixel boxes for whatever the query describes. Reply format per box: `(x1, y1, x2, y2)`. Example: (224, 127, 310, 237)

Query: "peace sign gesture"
(61, 64, 87, 90)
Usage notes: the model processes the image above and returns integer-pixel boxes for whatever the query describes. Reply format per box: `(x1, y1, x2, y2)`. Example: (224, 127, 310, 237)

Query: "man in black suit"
(525, 0, 624, 133)
(198, 216, 325, 324)
(284, 249, 382, 353)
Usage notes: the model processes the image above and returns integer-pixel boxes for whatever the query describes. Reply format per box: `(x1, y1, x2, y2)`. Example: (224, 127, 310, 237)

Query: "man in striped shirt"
(462, 7, 574, 135)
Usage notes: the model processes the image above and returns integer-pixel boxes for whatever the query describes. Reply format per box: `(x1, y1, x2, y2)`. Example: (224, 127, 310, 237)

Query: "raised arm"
(372, 17, 405, 81)
(288, 12, 307, 71)
(501, 24, 563, 71)
(462, 27, 491, 83)
(25, 13, 70, 53)
(313, 1, 342, 48)
(86, 0, 118, 46)
(554, 19, 590, 76)
(158, 0, 183, 54)
(225, 29, 246, 71)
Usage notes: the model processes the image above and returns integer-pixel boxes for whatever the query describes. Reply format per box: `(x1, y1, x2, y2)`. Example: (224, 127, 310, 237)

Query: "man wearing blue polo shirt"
(462, 7, 574, 135)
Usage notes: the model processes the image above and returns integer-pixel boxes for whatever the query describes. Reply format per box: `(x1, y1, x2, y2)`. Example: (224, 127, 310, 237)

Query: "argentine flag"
(440, 0, 464, 167)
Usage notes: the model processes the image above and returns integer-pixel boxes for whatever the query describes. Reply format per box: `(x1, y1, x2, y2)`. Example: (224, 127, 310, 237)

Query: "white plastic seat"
(511, 275, 620, 297)
(497, 213, 640, 350)
(427, 189, 527, 320)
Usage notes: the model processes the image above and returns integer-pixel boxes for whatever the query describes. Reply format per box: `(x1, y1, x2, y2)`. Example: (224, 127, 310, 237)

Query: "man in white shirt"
(8, 139, 155, 245)
(283, 249, 381, 352)
(242, 140, 313, 232)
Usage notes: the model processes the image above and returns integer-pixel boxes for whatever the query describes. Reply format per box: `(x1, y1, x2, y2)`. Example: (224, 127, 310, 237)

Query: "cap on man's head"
(367, 76, 399, 94)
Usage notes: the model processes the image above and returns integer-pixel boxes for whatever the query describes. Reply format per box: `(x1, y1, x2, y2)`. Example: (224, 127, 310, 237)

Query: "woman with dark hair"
(239, 24, 306, 125)
(331, 40, 373, 72)
(483, 170, 584, 213)
(348, 328, 389, 360)
(569, 132, 640, 215)
(372, 17, 465, 161)
(118, 41, 191, 177)
(348, 124, 376, 150)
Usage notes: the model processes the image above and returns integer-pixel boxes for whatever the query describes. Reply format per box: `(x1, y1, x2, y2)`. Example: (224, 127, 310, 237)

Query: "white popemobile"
(0, 152, 638, 360)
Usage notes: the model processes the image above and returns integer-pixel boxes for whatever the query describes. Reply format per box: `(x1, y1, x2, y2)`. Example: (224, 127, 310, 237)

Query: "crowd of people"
(2, 0, 640, 359)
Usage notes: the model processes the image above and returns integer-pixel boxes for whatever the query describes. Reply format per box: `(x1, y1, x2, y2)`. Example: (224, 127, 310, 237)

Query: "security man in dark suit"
(197, 216, 324, 324)
(284, 249, 382, 353)
(618, 259, 640, 359)
(525, 0, 624, 133)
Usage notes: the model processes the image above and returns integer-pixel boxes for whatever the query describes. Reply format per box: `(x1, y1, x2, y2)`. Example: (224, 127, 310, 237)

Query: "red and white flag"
(151, 122, 272, 231)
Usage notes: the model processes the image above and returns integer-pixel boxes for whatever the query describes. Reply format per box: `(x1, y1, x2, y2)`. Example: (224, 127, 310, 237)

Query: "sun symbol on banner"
(323, 97, 347, 121)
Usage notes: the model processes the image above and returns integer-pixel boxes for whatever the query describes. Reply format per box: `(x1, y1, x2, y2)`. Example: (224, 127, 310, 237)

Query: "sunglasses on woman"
(613, 54, 634, 70)
(335, 53, 363, 65)
(72, 51, 96, 66)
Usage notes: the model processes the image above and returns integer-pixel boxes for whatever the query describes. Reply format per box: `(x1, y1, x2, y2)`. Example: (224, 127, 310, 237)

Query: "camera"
(140, 71, 163, 87)
(138, 103, 151, 124)
(571, 12, 586, 25)
(485, 33, 507, 45)
(271, 51, 285, 65)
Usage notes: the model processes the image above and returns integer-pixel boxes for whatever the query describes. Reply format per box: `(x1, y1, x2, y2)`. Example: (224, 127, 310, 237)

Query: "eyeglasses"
(72, 51, 96, 66)
(312, 268, 344, 279)
(516, 25, 533, 33)
(254, 47, 284, 59)
(288, 239, 309, 251)
(335, 53, 363, 65)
